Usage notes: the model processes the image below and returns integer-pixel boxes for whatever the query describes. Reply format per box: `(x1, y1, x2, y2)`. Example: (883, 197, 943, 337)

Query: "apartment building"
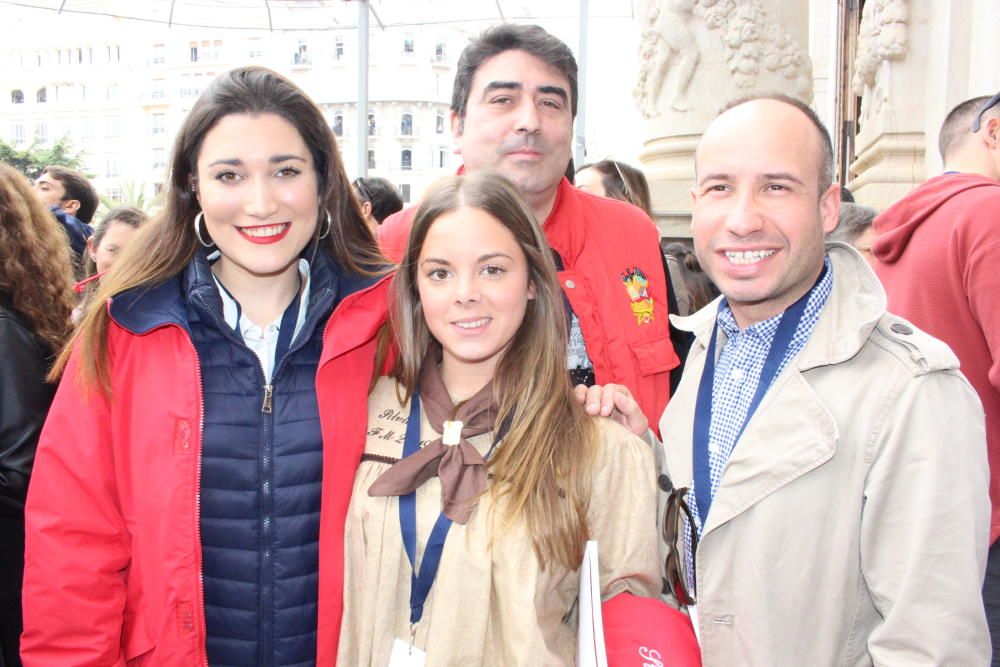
(0, 8, 467, 204)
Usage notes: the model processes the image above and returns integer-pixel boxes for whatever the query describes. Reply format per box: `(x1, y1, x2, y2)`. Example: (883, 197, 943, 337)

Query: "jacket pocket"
(123, 606, 156, 664)
(631, 334, 680, 376)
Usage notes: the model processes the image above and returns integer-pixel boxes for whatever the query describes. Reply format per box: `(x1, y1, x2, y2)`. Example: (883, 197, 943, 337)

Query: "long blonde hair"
(390, 172, 597, 570)
(53, 66, 386, 389)
(0, 163, 75, 351)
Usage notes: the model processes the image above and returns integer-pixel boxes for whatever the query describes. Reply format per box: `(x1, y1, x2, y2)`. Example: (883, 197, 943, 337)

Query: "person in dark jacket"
(0, 162, 76, 667)
(22, 67, 388, 666)
(32, 166, 98, 279)
(32, 165, 99, 226)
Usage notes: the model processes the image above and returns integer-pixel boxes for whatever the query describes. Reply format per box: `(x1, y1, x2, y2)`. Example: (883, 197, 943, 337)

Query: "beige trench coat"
(656, 244, 991, 666)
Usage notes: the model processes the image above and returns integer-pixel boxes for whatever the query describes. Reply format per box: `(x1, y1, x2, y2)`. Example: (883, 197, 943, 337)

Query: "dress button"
(657, 474, 673, 492)
(730, 367, 744, 381)
(890, 322, 913, 335)
(565, 279, 576, 289)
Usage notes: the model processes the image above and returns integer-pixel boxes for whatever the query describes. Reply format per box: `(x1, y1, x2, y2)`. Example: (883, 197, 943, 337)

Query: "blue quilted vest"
(185, 252, 338, 667)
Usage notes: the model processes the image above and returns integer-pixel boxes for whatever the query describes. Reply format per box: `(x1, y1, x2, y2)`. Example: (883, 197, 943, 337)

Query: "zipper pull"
(262, 384, 273, 413)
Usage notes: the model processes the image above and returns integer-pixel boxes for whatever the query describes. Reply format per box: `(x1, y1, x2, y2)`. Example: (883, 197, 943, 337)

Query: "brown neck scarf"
(368, 353, 497, 524)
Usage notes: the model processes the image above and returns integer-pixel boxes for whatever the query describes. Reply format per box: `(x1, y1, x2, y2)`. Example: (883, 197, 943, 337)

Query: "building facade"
(0, 7, 468, 206)
(633, 0, 1000, 236)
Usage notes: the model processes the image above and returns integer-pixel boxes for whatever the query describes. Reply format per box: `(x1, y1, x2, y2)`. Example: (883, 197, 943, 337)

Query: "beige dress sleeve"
(586, 418, 661, 602)
(338, 378, 660, 666)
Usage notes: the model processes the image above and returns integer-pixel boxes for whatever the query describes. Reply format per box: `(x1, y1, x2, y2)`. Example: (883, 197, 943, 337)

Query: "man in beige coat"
(653, 95, 991, 665)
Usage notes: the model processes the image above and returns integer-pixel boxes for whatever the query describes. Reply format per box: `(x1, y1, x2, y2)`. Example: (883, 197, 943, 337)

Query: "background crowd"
(0, 20, 998, 667)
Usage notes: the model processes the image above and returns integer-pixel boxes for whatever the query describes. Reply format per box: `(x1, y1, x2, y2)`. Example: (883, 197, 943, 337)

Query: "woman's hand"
(574, 383, 648, 436)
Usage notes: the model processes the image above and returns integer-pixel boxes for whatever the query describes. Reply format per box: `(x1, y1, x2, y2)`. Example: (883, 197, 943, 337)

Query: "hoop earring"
(194, 211, 213, 248)
(318, 209, 332, 239)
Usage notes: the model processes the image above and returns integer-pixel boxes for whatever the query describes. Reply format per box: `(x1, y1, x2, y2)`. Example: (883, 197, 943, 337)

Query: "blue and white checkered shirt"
(684, 257, 833, 589)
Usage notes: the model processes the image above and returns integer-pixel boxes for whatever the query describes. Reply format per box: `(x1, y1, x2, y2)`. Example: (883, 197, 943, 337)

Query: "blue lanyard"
(399, 387, 454, 625)
(692, 263, 827, 528)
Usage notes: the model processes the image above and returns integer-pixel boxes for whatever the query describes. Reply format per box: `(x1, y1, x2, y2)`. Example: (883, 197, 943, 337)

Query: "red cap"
(602, 594, 702, 667)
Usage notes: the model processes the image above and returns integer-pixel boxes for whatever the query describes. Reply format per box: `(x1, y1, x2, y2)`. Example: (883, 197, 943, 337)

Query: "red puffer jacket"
(21, 273, 391, 666)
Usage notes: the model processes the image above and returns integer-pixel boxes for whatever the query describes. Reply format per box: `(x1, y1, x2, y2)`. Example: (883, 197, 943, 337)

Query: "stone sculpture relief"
(851, 0, 909, 121)
(634, 0, 700, 115)
(635, 0, 813, 119)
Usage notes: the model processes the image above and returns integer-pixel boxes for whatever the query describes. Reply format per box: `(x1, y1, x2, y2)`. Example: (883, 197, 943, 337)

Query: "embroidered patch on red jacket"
(621, 267, 654, 325)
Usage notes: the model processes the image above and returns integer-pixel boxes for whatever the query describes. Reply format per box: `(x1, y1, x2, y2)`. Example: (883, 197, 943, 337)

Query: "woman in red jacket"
(21, 67, 388, 666)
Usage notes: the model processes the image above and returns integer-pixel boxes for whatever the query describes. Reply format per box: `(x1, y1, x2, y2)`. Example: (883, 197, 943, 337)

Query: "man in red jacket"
(873, 92, 1000, 664)
(379, 24, 685, 432)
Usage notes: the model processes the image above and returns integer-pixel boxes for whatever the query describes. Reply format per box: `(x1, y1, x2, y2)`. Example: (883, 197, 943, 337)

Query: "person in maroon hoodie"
(873, 91, 1000, 664)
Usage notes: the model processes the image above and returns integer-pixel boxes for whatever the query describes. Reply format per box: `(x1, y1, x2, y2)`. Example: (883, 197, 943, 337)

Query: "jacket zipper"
(196, 274, 384, 663)
(254, 287, 338, 663)
(180, 330, 210, 667)
(262, 384, 273, 413)
(194, 283, 344, 663)
(260, 374, 274, 664)
(192, 293, 282, 663)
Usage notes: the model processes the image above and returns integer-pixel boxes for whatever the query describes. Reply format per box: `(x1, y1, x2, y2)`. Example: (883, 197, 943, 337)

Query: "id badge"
(389, 638, 427, 667)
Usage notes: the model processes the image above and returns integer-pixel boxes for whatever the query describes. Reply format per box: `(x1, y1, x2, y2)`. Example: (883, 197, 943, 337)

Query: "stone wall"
(634, 0, 1000, 232)
(848, 0, 1000, 208)
(634, 0, 814, 236)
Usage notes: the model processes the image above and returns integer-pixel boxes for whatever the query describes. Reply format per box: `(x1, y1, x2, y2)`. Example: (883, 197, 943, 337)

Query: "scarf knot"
(368, 355, 496, 524)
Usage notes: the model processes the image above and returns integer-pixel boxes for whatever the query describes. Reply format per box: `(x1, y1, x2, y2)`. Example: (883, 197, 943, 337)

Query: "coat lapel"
(660, 245, 882, 537)
(701, 369, 838, 536)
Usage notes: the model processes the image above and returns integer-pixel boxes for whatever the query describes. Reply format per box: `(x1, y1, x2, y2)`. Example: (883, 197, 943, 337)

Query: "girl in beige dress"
(338, 172, 660, 666)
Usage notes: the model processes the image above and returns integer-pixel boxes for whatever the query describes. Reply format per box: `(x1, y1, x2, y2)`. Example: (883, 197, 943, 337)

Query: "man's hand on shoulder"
(574, 383, 649, 436)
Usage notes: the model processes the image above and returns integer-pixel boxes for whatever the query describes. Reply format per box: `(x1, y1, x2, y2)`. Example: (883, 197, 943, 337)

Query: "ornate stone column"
(634, 0, 814, 236)
(847, 0, 922, 208)
(848, 0, 1000, 208)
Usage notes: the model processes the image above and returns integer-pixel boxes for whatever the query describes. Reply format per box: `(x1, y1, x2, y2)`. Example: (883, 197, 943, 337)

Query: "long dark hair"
(56, 66, 385, 389)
